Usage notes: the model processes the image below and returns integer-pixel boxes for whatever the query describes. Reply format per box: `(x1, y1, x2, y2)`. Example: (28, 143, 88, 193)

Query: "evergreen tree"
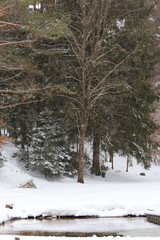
(28, 108, 78, 178)
(1, 0, 159, 182)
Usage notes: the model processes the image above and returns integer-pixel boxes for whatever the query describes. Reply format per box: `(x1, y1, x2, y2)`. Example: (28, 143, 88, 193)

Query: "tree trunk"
(20, 121, 26, 149)
(104, 151, 108, 162)
(26, 143, 29, 161)
(91, 131, 101, 175)
(77, 124, 88, 183)
(21, 135, 25, 149)
(109, 151, 114, 169)
(76, 136, 79, 153)
(3, 127, 6, 135)
(126, 156, 129, 172)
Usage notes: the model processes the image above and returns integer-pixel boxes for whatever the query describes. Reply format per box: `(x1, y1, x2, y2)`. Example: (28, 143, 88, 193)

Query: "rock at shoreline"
(18, 179, 37, 189)
(140, 172, 146, 176)
(5, 204, 13, 209)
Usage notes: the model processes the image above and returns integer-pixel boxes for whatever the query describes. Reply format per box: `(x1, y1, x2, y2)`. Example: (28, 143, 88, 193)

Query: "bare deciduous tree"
(62, 0, 159, 183)
(64, 0, 143, 183)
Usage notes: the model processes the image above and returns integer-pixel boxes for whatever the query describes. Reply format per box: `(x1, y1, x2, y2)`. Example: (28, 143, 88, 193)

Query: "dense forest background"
(0, 0, 159, 183)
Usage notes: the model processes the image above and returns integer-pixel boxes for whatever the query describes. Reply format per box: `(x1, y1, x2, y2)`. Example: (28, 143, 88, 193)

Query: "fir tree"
(28, 108, 78, 178)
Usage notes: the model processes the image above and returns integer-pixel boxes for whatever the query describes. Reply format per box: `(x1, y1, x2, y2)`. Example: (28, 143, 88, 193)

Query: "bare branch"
(0, 86, 52, 95)
(91, 45, 139, 96)
(0, 39, 36, 47)
(0, 21, 22, 28)
(0, 73, 21, 83)
(0, 98, 46, 109)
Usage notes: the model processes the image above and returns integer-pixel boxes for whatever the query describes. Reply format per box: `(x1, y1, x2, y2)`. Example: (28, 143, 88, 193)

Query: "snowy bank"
(0, 143, 160, 232)
(0, 181, 160, 224)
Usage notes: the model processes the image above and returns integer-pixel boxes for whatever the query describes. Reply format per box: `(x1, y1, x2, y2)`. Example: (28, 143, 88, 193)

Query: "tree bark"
(109, 150, 114, 169)
(20, 120, 26, 149)
(126, 155, 129, 172)
(91, 131, 101, 175)
(77, 123, 88, 183)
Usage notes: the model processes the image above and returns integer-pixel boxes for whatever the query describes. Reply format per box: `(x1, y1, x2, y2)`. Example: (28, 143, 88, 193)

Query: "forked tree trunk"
(91, 131, 101, 176)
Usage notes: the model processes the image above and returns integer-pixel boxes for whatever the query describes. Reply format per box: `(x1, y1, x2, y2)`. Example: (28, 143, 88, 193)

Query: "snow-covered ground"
(0, 236, 157, 240)
(0, 142, 160, 239)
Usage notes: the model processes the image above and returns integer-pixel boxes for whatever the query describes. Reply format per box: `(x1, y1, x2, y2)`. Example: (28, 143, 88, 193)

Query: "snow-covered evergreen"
(28, 109, 77, 178)
(0, 150, 5, 168)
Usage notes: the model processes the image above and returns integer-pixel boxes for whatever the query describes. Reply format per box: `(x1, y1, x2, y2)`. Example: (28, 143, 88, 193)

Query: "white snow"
(0, 142, 160, 240)
(0, 236, 157, 240)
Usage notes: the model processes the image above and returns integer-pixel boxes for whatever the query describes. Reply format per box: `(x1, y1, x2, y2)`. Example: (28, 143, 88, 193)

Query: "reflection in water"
(0, 218, 159, 237)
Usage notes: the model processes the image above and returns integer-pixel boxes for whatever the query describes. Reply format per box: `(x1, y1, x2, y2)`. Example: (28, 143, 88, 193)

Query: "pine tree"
(28, 108, 77, 178)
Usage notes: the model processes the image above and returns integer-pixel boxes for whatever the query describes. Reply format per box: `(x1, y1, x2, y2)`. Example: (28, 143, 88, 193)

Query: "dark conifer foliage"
(60, 0, 159, 182)
(0, 0, 159, 181)
(28, 108, 78, 178)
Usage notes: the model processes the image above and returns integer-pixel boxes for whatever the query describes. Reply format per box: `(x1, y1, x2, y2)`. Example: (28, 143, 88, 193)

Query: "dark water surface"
(0, 217, 160, 237)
